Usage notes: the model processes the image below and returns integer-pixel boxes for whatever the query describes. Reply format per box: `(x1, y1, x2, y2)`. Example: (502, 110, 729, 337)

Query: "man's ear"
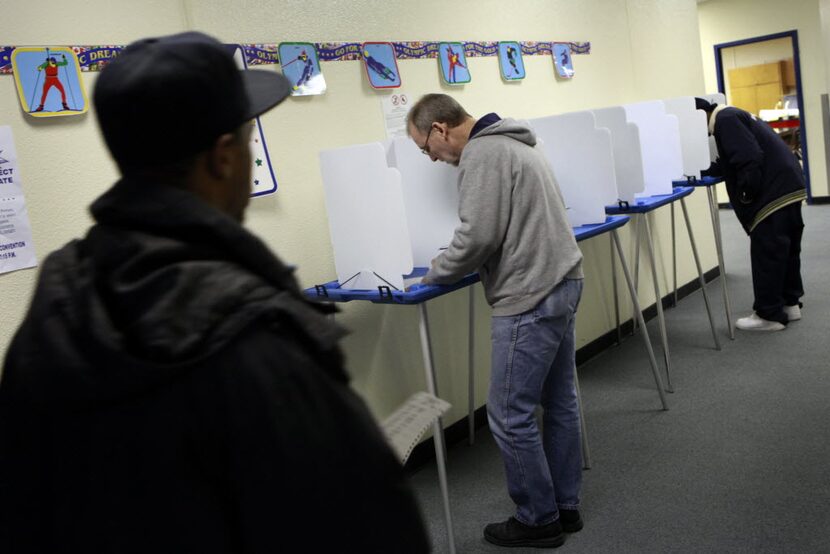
(206, 133, 237, 179)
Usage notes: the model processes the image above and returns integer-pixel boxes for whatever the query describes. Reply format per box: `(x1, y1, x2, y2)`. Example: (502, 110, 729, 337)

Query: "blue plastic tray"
(573, 215, 630, 242)
(605, 186, 694, 215)
(672, 176, 724, 187)
(304, 215, 633, 305)
(305, 267, 480, 305)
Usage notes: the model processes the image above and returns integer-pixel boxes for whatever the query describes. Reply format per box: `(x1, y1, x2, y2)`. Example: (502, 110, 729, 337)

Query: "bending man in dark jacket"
(0, 32, 429, 554)
(697, 98, 806, 332)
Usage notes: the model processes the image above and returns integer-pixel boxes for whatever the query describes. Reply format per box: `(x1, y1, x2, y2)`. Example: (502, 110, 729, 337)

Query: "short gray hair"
(407, 93, 471, 135)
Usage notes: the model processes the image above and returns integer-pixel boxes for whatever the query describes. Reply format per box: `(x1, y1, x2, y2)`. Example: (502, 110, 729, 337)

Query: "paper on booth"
(381, 392, 451, 464)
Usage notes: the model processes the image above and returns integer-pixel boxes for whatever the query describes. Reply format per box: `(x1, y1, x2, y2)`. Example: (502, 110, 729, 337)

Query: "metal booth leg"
(611, 230, 670, 410)
(642, 214, 674, 393)
(671, 202, 678, 307)
(468, 286, 476, 445)
(679, 198, 721, 351)
(632, 216, 641, 333)
(417, 304, 457, 554)
(611, 234, 621, 345)
(574, 371, 592, 469)
(706, 186, 735, 340)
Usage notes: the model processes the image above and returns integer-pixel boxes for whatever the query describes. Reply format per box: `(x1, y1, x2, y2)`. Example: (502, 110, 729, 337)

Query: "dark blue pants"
(750, 202, 804, 324)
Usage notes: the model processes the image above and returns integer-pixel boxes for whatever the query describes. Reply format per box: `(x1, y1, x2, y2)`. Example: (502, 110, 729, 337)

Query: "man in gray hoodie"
(407, 94, 584, 549)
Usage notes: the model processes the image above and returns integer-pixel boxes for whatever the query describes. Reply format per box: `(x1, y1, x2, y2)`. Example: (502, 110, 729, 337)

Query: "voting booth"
(592, 106, 646, 203)
(669, 94, 735, 339)
(663, 96, 711, 180)
(622, 101, 684, 197)
(528, 111, 618, 226)
(319, 139, 461, 291)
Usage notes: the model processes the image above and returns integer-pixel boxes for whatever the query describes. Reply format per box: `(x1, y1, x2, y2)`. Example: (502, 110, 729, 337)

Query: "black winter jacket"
(704, 106, 806, 234)
(0, 178, 430, 554)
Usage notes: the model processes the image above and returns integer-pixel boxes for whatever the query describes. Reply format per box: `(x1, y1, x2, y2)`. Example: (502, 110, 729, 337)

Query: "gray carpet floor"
(409, 203, 830, 553)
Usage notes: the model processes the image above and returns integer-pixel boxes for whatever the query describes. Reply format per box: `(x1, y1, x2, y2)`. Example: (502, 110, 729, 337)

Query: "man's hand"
(430, 255, 441, 272)
(419, 254, 443, 284)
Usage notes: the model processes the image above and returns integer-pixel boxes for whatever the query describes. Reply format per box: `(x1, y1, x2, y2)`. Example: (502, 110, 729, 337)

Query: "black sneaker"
(483, 517, 565, 548)
(559, 509, 583, 533)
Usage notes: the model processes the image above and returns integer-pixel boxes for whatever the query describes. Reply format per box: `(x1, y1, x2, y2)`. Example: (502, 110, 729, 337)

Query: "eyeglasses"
(419, 125, 434, 155)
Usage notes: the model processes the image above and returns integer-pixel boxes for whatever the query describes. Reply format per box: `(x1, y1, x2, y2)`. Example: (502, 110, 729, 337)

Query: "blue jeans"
(487, 278, 583, 526)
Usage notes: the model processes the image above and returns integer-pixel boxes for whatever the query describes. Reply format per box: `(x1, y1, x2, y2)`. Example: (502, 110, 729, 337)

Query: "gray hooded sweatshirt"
(425, 118, 583, 316)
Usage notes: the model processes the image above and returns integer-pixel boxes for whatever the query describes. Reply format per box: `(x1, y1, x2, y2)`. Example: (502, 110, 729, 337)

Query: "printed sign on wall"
(552, 43, 575, 79)
(279, 42, 326, 96)
(11, 47, 88, 117)
(230, 45, 280, 197)
(438, 42, 470, 85)
(498, 41, 525, 81)
(0, 126, 38, 274)
(362, 42, 401, 89)
(382, 92, 411, 140)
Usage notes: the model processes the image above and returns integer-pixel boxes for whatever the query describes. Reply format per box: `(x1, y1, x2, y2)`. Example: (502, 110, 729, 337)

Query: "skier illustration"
(560, 49, 570, 67)
(505, 45, 520, 76)
(363, 50, 396, 82)
(288, 50, 315, 90)
(446, 45, 466, 83)
(34, 54, 70, 112)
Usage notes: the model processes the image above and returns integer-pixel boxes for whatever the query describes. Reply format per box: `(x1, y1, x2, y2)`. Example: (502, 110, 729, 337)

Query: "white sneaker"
(784, 304, 802, 321)
(735, 313, 786, 332)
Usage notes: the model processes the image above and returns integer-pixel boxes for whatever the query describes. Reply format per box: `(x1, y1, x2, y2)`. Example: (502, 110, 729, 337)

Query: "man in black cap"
(696, 97, 806, 332)
(0, 32, 429, 553)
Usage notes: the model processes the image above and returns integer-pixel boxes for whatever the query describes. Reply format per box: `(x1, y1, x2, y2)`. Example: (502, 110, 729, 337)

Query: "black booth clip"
(617, 199, 630, 210)
(322, 272, 400, 299)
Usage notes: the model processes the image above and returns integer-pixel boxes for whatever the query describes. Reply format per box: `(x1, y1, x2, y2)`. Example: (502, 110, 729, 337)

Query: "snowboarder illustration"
(506, 45, 520, 75)
(560, 49, 569, 67)
(34, 54, 70, 112)
(363, 50, 396, 82)
(446, 45, 466, 83)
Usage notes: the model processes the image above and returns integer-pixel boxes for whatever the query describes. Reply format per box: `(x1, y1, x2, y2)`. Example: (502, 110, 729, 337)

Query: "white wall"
(698, 0, 830, 198)
(0, 0, 715, 427)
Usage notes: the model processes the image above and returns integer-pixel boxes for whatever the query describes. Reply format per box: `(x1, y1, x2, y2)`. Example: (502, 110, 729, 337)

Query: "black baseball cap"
(695, 97, 716, 112)
(94, 31, 291, 172)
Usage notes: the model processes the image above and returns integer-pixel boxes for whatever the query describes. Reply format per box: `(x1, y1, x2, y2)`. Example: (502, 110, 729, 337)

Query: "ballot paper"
(381, 392, 451, 464)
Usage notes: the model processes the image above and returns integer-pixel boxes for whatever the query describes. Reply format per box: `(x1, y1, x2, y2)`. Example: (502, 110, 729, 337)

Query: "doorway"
(714, 30, 811, 200)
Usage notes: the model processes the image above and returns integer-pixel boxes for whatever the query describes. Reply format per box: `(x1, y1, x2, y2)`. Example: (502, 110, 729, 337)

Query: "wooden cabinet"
(727, 61, 787, 116)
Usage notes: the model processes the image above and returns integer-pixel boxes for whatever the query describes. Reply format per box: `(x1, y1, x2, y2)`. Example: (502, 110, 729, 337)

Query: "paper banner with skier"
(361, 42, 401, 89)
(278, 42, 326, 96)
(229, 44, 280, 197)
(11, 47, 88, 117)
(438, 42, 470, 85)
(498, 41, 525, 81)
